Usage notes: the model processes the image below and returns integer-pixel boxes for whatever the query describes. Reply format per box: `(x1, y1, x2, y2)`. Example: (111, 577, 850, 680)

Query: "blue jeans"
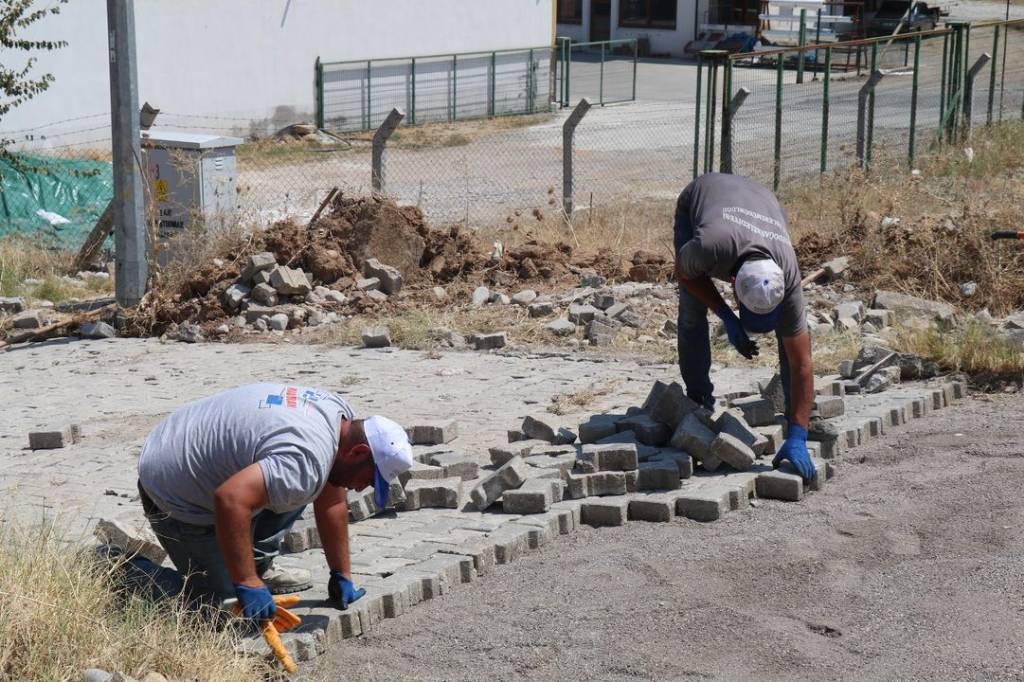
(138, 481, 305, 604)
(673, 209, 792, 413)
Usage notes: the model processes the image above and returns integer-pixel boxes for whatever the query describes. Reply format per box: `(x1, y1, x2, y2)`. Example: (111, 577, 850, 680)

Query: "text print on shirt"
(258, 386, 331, 413)
(721, 207, 790, 244)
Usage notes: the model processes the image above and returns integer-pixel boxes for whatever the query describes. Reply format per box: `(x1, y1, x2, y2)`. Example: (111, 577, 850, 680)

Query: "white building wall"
(3, 0, 554, 147)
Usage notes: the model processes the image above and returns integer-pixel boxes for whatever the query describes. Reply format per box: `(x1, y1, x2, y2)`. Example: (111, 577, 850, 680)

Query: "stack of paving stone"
(243, 377, 967, 665)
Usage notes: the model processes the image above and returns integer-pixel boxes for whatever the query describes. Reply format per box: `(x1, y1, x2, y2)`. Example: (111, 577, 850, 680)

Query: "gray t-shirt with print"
(138, 383, 354, 525)
(674, 173, 806, 337)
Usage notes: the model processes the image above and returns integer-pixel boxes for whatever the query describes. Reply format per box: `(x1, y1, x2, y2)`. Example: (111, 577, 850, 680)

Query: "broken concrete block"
(507, 429, 528, 443)
(522, 415, 576, 445)
(755, 470, 803, 501)
(94, 519, 167, 564)
(0, 296, 25, 313)
(834, 301, 865, 323)
(545, 318, 576, 336)
(270, 266, 311, 296)
(807, 419, 844, 459)
(362, 258, 403, 295)
(78, 321, 117, 339)
(649, 382, 699, 430)
(873, 289, 955, 326)
(267, 313, 289, 332)
(709, 432, 756, 471)
(628, 492, 678, 522)
(729, 396, 776, 427)
(469, 332, 507, 350)
(823, 256, 850, 279)
(11, 311, 42, 329)
(813, 396, 845, 419)
(579, 443, 639, 472)
(28, 424, 80, 450)
(605, 302, 629, 319)
(636, 461, 681, 491)
(511, 289, 537, 306)
(669, 412, 716, 460)
(427, 451, 478, 480)
(408, 420, 459, 445)
(578, 415, 621, 444)
(580, 496, 629, 527)
(586, 318, 617, 346)
(240, 252, 277, 281)
(713, 411, 759, 449)
(676, 488, 730, 522)
(251, 283, 279, 307)
(567, 303, 599, 324)
(469, 456, 531, 510)
(361, 326, 391, 348)
(615, 413, 670, 446)
(356, 277, 380, 292)
(864, 309, 894, 328)
(528, 301, 554, 317)
(592, 292, 615, 310)
(403, 477, 462, 510)
(754, 424, 784, 456)
(222, 283, 250, 311)
(502, 478, 559, 514)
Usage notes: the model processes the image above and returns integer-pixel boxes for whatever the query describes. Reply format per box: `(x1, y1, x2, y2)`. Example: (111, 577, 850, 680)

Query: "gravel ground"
(308, 392, 1024, 682)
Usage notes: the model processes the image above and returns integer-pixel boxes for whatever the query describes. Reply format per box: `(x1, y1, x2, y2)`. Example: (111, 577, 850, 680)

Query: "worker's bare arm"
(314, 484, 352, 577)
(213, 463, 270, 588)
(675, 267, 727, 313)
(781, 330, 814, 429)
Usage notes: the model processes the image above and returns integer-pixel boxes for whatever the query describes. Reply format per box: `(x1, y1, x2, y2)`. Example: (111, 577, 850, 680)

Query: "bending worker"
(673, 172, 815, 480)
(136, 383, 414, 622)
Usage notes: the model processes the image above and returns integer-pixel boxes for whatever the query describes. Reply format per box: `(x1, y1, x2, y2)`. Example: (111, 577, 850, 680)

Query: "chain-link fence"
(556, 38, 639, 107)
(3, 19, 1022, 250)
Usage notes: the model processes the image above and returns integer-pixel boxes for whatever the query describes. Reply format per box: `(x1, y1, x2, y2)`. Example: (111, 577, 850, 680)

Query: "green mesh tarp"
(0, 154, 113, 248)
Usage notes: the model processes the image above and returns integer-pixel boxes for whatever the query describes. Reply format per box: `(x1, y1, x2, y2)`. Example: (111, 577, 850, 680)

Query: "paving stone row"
(251, 377, 969, 664)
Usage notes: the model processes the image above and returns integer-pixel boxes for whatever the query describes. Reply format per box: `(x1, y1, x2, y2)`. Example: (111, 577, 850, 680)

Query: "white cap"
(735, 258, 785, 314)
(364, 416, 415, 492)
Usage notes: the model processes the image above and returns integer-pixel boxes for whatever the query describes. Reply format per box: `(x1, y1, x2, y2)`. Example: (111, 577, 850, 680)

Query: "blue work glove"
(327, 570, 366, 610)
(716, 305, 759, 359)
(233, 582, 276, 621)
(772, 424, 817, 481)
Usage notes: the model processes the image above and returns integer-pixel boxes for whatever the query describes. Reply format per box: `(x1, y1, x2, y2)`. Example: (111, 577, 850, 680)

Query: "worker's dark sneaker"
(259, 565, 312, 594)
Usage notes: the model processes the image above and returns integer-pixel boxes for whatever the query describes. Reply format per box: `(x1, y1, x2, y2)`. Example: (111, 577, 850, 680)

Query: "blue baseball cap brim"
(373, 466, 390, 509)
(739, 302, 782, 334)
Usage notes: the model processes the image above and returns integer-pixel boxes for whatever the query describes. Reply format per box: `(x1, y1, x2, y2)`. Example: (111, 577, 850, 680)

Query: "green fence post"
(867, 43, 877, 166)
(599, 42, 605, 106)
(365, 60, 372, 130)
(939, 32, 949, 127)
(797, 9, 807, 84)
(315, 57, 324, 130)
(632, 39, 638, 101)
(774, 50, 784, 191)
(821, 46, 831, 174)
(451, 55, 457, 121)
(813, 9, 822, 81)
(909, 34, 921, 166)
(987, 25, 1000, 125)
(720, 57, 733, 171)
(490, 52, 496, 117)
(693, 53, 703, 179)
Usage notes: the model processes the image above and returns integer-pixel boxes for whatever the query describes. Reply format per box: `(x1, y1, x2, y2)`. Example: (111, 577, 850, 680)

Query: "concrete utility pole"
(106, 0, 147, 307)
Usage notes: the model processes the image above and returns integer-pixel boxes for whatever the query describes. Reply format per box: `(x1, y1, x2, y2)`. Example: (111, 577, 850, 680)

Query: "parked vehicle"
(868, 1, 941, 36)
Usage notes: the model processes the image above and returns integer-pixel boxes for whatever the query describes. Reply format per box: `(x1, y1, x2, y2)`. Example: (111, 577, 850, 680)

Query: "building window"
(557, 0, 583, 24)
(619, 0, 677, 29)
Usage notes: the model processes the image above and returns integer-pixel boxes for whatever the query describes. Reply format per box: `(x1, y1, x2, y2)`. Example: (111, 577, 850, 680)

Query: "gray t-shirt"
(675, 173, 806, 337)
(138, 383, 354, 525)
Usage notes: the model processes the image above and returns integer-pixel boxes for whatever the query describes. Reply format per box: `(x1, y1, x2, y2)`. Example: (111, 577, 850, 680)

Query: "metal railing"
(556, 38, 638, 107)
(315, 45, 555, 132)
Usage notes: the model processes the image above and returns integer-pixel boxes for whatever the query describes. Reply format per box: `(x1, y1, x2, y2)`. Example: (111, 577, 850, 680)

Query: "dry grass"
(150, 222, 253, 296)
(784, 120, 1024, 315)
(0, 237, 114, 303)
(548, 379, 622, 416)
(0, 521, 268, 681)
(888, 319, 1024, 377)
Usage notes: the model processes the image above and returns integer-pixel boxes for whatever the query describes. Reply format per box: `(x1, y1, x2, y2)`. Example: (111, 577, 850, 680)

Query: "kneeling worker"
(137, 383, 415, 622)
(673, 173, 815, 480)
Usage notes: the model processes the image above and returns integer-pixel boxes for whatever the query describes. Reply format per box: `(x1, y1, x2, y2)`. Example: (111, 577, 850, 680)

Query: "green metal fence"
(556, 38, 638, 107)
(699, 18, 1024, 190)
(315, 45, 555, 132)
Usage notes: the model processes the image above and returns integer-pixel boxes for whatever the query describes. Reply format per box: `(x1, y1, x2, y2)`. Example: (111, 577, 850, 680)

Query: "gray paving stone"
(578, 415, 622, 444)
(469, 456, 531, 511)
(489, 439, 546, 465)
(521, 415, 577, 445)
(670, 412, 716, 460)
(470, 332, 507, 350)
(403, 477, 462, 510)
(755, 470, 804, 501)
(813, 396, 846, 419)
(580, 496, 630, 527)
(408, 420, 459, 445)
(579, 443, 639, 471)
(549, 500, 582, 533)
(436, 538, 496, 576)
(488, 523, 533, 564)
(649, 381, 700, 430)
(648, 449, 694, 478)
(709, 432, 756, 471)
(676, 488, 731, 522)
(502, 478, 558, 514)
(28, 424, 81, 450)
(636, 461, 682, 491)
(428, 452, 478, 480)
(729, 396, 776, 426)
(615, 413, 671, 446)
(754, 424, 784, 455)
(628, 492, 679, 522)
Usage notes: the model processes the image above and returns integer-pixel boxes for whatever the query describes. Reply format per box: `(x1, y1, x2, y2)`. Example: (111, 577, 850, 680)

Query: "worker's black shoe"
(259, 564, 313, 594)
